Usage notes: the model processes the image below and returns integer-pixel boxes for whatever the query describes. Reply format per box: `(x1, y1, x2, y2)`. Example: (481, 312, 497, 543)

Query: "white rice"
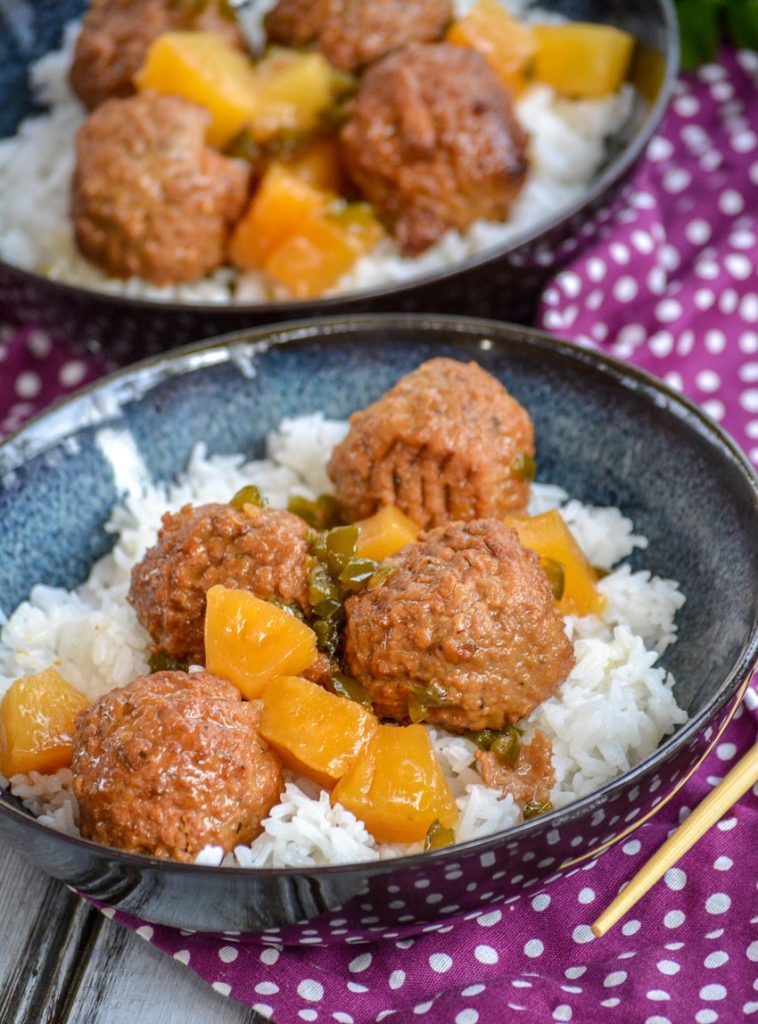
(0, 414, 688, 866)
(0, 9, 637, 302)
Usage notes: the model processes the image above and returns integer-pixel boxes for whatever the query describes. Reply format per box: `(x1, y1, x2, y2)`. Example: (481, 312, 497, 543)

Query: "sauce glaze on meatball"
(128, 502, 311, 664)
(340, 43, 528, 255)
(72, 93, 249, 285)
(476, 730, 555, 806)
(265, 0, 452, 73)
(327, 358, 534, 529)
(343, 519, 575, 732)
(70, 0, 246, 111)
(71, 670, 283, 861)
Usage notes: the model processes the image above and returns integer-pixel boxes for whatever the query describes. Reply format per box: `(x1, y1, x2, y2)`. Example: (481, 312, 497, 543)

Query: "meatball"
(71, 670, 283, 861)
(72, 93, 248, 284)
(265, 0, 451, 73)
(327, 358, 534, 529)
(339, 44, 528, 255)
(70, 0, 246, 111)
(343, 519, 574, 732)
(476, 730, 555, 807)
(128, 502, 311, 664)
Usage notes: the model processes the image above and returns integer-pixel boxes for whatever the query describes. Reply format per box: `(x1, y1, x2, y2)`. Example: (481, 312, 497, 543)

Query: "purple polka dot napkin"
(2, 46, 758, 1024)
(0, 324, 105, 436)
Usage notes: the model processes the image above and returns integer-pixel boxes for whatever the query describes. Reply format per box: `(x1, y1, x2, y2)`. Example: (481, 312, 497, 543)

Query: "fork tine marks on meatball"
(327, 358, 535, 528)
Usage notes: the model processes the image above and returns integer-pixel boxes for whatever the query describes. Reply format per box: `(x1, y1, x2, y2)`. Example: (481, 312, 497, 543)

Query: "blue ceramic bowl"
(0, 0, 678, 362)
(0, 315, 756, 941)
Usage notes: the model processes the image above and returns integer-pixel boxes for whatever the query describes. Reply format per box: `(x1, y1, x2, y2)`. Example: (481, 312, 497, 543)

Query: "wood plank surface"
(0, 843, 266, 1024)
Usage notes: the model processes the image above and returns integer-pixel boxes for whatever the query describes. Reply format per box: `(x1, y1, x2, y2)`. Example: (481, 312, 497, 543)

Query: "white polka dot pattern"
(0, 327, 103, 436)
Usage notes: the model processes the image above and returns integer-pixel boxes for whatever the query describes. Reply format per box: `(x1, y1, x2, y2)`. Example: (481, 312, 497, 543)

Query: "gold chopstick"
(592, 741, 758, 937)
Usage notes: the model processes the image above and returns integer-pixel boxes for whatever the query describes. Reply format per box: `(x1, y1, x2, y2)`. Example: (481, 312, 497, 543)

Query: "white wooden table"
(0, 843, 267, 1023)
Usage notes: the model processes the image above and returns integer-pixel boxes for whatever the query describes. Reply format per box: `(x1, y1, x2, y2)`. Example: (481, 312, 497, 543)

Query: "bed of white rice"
(0, 2, 637, 302)
(0, 414, 687, 867)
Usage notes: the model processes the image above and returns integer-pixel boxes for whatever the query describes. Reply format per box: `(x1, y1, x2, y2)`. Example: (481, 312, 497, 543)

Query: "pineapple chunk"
(446, 0, 537, 95)
(263, 202, 383, 298)
(259, 675, 378, 788)
(504, 508, 606, 617)
(356, 506, 420, 562)
(331, 724, 457, 844)
(229, 164, 326, 270)
(135, 38, 352, 149)
(0, 669, 89, 777)
(204, 585, 317, 699)
(283, 139, 347, 193)
(230, 165, 383, 297)
(135, 31, 259, 148)
(253, 48, 354, 143)
(532, 22, 635, 98)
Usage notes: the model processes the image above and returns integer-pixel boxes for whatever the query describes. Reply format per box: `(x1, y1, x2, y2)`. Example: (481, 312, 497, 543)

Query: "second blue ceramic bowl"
(0, 0, 678, 361)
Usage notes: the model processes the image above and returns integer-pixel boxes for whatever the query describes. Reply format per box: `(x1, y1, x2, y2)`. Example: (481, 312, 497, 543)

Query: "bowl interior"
(1, 317, 756, 731)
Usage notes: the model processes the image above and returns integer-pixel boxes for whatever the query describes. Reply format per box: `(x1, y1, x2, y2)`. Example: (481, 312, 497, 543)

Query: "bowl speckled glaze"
(0, 315, 756, 942)
(0, 0, 678, 362)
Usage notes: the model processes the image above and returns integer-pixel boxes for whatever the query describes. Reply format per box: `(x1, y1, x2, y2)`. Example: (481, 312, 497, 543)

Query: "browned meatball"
(70, 0, 246, 110)
(327, 358, 534, 529)
(343, 519, 574, 732)
(265, 0, 451, 73)
(72, 93, 249, 285)
(476, 730, 555, 807)
(339, 44, 528, 255)
(71, 671, 283, 861)
(128, 502, 311, 664)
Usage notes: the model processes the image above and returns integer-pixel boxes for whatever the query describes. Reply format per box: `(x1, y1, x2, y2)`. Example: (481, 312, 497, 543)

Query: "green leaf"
(676, 0, 758, 69)
(675, 0, 723, 70)
(726, 0, 758, 50)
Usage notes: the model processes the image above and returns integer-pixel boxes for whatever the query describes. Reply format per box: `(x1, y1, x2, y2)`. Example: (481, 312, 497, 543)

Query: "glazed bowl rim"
(1, 312, 756, 878)
(0, 0, 679, 315)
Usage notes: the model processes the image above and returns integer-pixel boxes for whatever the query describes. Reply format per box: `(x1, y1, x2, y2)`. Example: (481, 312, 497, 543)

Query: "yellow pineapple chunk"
(135, 31, 259, 148)
(331, 724, 457, 844)
(447, 0, 537, 95)
(229, 164, 326, 270)
(504, 508, 606, 617)
(262, 202, 383, 298)
(260, 675, 377, 788)
(253, 48, 354, 142)
(355, 506, 420, 562)
(230, 165, 383, 297)
(0, 669, 89, 777)
(204, 585, 317, 699)
(283, 139, 347, 193)
(532, 22, 635, 98)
